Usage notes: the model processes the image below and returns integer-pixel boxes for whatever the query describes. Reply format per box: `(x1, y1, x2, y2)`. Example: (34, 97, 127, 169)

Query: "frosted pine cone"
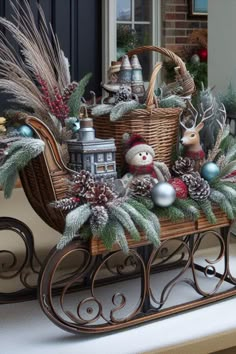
(172, 157, 195, 177)
(85, 183, 116, 206)
(115, 85, 132, 103)
(70, 170, 95, 197)
(51, 197, 80, 211)
(182, 172, 210, 201)
(130, 177, 152, 197)
(90, 205, 109, 234)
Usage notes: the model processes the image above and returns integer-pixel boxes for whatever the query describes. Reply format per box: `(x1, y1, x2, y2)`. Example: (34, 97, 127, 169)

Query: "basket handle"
(126, 45, 195, 105)
(145, 62, 163, 107)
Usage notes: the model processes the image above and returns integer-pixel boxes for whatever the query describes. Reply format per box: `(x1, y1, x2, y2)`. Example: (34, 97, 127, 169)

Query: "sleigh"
(0, 115, 233, 334)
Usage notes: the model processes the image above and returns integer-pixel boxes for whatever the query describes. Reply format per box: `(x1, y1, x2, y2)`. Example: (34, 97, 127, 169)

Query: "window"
(102, 0, 161, 82)
(106, 152, 113, 161)
(97, 153, 104, 162)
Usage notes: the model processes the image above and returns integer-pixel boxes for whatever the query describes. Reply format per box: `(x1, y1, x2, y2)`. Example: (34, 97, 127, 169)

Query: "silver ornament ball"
(201, 162, 220, 182)
(151, 182, 176, 207)
(190, 54, 200, 65)
(17, 125, 34, 137)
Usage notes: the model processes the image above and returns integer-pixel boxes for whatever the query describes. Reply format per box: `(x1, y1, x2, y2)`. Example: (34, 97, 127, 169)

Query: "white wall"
(0, 189, 60, 260)
(208, 0, 236, 93)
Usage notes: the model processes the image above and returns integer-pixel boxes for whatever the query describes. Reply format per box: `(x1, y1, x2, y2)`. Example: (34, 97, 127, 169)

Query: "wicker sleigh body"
(19, 115, 230, 248)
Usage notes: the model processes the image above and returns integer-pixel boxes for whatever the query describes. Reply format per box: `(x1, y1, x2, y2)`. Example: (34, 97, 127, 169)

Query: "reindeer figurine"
(180, 100, 215, 170)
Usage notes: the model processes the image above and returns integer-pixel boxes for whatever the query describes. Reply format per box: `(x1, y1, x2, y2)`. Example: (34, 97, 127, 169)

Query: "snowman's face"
(130, 151, 153, 166)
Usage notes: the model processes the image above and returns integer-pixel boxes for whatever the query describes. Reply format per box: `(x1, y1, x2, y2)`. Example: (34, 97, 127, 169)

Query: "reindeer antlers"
(216, 103, 227, 131)
(180, 99, 215, 130)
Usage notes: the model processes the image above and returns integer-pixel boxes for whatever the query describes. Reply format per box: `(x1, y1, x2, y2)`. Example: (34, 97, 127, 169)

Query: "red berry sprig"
(36, 75, 70, 123)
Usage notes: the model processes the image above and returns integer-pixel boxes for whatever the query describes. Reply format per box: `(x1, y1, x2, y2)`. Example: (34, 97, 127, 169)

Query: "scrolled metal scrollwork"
(40, 245, 147, 331)
(147, 238, 192, 309)
(191, 230, 227, 296)
(0, 217, 41, 302)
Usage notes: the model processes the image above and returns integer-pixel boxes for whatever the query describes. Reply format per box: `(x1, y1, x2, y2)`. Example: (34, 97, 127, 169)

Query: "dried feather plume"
(0, 0, 74, 137)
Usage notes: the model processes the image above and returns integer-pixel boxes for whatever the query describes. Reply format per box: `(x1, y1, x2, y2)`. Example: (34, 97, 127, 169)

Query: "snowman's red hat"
(125, 134, 155, 164)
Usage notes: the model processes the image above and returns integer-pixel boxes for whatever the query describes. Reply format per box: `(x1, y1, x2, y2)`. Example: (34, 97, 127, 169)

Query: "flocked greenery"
(0, 138, 45, 198)
(92, 101, 143, 121)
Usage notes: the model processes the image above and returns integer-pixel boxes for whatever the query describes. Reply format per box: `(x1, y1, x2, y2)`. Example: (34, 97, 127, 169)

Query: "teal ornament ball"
(201, 162, 220, 182)
(72, 121, 80, 133)
(17, 125, 34, 137)
(151, 182, 176, 207)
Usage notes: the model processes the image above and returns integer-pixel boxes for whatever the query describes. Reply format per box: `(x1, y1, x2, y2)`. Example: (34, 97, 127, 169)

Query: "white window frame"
(102, 0, 161, 83)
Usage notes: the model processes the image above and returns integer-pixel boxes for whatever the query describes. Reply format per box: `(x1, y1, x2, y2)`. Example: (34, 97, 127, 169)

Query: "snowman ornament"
(118, 134, 170, 195)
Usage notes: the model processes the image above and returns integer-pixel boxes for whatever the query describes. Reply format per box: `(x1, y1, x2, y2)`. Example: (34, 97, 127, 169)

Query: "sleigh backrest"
(19, 116, 72, 233)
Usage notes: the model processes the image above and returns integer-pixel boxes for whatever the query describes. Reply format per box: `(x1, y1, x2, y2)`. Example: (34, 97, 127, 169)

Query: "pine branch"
(133, 196, 154, 210)
(99, 217, 121, 250)
(114, 221, 129, 254)
(197, 200, 217, 224)
(174, 198, 200, 220)
(122, 202, 160, 247)
(110, 100, 142, 121)
(109, 204, 140, 241)
(91, 104, 113, 117)
(219, 160, 236, 178)
(220, 133, 236, 154)
(210, 189, 234, 220)
(154, 205, 185, 222)
(159, 95, 186, 109)
(214, 184, 236, 202)
(57, 204, 91, 249)
(126, 198, 160, 235)
(67, 73, 92, 117)
(0, 138, 45, 198)
(224, 143, 236, 163)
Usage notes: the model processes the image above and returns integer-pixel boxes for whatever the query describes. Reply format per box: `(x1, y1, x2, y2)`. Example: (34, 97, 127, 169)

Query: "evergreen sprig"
(154, 205, 185, 222)
(174, 199, 200, 221)
(123, 202, 160, 247)
(109, 205, 140, 241)
(67, 73, 92, 117)
(0, 138, 45, 198)
(114, 220, 129, 254)
(197, 200, 217, 224)
(99, 218, 118, 250)
(57, 204, 91, 249)
(210, 189, 235, 220)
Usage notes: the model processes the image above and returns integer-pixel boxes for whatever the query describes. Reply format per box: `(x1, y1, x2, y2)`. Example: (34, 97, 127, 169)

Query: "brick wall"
(162, 0, 208, 56)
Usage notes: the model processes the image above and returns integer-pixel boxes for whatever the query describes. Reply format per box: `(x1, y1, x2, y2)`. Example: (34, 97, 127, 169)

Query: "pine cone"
(70, 170, 95, 197)
(85, 183, 116, 206)
(52, 197, 80, 211)
(90, 205, 109, 233)
(182, 172, 210, 201)
(130, 177, 152, 197)
(115, 85, 133, 103)
(172, 157, 195, 176)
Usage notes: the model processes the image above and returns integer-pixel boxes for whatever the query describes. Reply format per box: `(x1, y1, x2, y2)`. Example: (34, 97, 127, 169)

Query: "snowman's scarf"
(129, 162, 157, 178)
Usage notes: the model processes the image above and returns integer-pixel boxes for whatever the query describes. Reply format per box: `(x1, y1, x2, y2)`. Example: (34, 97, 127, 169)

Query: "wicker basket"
(93, 45, 195, 169)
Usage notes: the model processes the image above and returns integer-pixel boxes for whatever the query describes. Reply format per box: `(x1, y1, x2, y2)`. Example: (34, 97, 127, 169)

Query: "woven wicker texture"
(94, 44, 196, 169)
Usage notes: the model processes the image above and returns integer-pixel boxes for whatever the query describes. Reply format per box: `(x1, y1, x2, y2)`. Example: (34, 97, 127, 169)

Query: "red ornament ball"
(197, 48, 208, 62)
(168, 178, 188, 199)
